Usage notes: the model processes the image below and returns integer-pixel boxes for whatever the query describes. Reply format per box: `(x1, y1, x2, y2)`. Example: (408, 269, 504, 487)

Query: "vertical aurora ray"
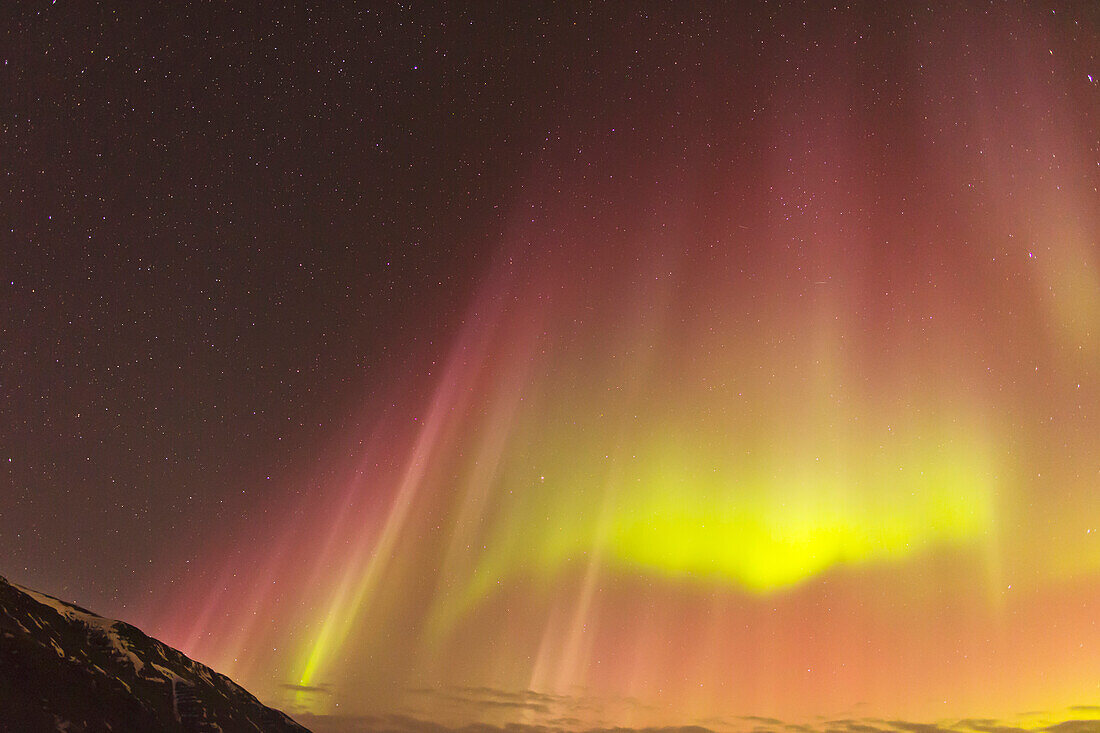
(147, 4, 1100, 728)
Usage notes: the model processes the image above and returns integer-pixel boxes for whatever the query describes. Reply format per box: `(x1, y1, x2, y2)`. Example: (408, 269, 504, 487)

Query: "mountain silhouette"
(0, 574, 308, 732)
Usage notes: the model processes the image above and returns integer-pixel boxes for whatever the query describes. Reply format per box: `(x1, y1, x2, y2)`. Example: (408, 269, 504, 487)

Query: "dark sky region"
(4, 1, 546, 603)
(4, 3, 1100, 732)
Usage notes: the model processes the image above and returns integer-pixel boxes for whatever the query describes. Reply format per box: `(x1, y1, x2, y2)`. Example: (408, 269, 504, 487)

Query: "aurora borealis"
(4, 2, 1100, 732)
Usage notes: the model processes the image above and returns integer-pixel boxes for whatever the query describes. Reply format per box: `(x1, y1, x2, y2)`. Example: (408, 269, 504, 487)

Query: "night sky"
(4, 3, 1100, 732)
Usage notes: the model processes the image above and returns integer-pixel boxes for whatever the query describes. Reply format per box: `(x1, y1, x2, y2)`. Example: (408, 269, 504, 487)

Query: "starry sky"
(3, 3, 1100, 732)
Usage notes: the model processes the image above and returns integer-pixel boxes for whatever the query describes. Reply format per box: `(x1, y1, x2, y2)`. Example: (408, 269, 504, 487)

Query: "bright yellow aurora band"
(150, 4, 1100, 731)
(441, 421, 999, 631)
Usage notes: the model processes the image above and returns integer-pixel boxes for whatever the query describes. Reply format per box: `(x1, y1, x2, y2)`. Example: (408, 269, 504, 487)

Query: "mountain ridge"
(0, 573, 309, 732)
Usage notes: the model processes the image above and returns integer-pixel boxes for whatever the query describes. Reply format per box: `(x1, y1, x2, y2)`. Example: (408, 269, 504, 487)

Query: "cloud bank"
(286, 688, 1100, 733)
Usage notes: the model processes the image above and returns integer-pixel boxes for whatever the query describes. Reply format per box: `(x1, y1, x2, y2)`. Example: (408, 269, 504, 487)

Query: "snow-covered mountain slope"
(0, 574, 308, 732)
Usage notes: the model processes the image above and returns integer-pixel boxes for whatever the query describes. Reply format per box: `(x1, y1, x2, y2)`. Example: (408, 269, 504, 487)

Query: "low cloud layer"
(288, 695, 1100, 733)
